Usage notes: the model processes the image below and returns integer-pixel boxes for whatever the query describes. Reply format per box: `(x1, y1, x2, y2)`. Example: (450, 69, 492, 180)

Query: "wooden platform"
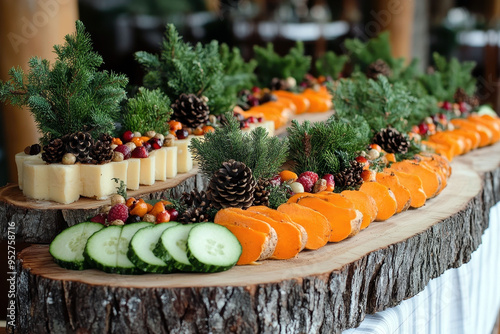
(11, 143, 500, 333)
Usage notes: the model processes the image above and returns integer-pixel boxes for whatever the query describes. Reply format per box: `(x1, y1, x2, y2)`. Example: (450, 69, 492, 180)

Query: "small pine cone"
(42, 138, 65, 163)
(373, 127, 410, 154)
(171, 93, 210, 128)
(98, 133, 113, 146)
(334, 160, 364, 189)
(253, 178, 270, 207)
(453, 88, 468, 103)
(64, 131, 93, 163)
(90, 140, 114, 164)
(366, 59, 392, 80)
(180, 207, 211, 224)
(207, 159, 256, 210)
(181, 189, 210, 208)
(270, 77, 289, 91)
(179, 189, 212, 223)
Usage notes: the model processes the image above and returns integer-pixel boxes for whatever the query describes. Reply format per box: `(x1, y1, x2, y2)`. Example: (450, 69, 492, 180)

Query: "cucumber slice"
(127, 222, 179, 273)
(155, 224, 196, 272)
(187, 223, 242, 273)
(84, 222, 152, 274)
(49, 222, 104, 270)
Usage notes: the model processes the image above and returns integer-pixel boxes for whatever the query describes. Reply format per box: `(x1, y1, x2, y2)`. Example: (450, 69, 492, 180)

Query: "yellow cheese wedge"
(164, 146, 177, 178)
(151, 148, 167, 181)
(48, 164, 81, 204)
(139, 154, 156, 185)
(15, 152, 43, 190)
(126, 158, 141, 190)
(111, 160, 128, 189)
(23, 160, 50, 201)
(80, 163, 115, 199)
(173, 138, 193, 173)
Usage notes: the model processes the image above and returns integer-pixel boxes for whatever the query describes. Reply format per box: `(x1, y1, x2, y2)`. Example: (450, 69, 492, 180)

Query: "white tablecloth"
(344, 203, 500, 334)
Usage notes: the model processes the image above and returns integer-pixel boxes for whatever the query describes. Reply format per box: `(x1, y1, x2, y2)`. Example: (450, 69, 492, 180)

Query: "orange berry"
(385, 153, 396, 163)
(370, 143, 382, 152)
(149, 201, 166, 217)
(112, 137, 123, 145)
(161, 200, 173, 207)
(202, 125, 215, 134)
(279, 170, 298, 182)
(140, 136, 151, 143)
(130, 201, 148, 217)
(156, 210, 171, 223)
(126, 197, 137, 208)
(193, 127, 204, 136)
(145, 202, 153, 213)
(131, 137, 143, 147)
(169, 120, 182, 131)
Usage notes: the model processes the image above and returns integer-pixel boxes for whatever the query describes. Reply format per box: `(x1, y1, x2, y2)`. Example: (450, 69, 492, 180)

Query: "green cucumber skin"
(49, 222, 104, 271)
(156, 224, 198, 273)
(126, 247, 176, 274)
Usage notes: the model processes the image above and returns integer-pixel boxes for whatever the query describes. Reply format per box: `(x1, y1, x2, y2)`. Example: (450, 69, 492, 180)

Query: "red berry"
(114, 144, 131, 160)
(296, 175, 315, 193)
(247, 116, 257, 124)
(251, 86, 260, 94)
(90, 213, 107, 225)
(176, 129, 189, 140)
(107, 203, 129, 222)
(148, 138, 162, 150)
(322, 174, 335, 191)
(355, 156, 368, 164)
(438, 113, 447, 121)
(269, 174, 282, 187)
(442, 101, 452, 111)
(156, 210, 171, 223)
(122, 130, 134, 142)
(459, 101, 470, 114)
(299, 171, 319, 184)
(143, 141, 152, 152)
(418, 122, 429, 135)
(257, 117, 263, 123)
(131, 146, 149, 159)
(166, 208, 179, 221)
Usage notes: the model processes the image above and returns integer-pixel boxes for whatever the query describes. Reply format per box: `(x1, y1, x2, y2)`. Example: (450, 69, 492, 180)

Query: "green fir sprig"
(0, 21, 128, 144)
(123, 87, 172, 134)
(135, 24, 238, 115)
(254, 41, 311, 88)
(219, 43, 257, 93)
(190, 113, 289, 179)
(287, 117, 369, 176)
(315, 51, 348, 79)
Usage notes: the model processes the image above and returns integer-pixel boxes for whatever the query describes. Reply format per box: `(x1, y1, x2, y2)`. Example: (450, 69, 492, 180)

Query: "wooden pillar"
(0, 0, 78, 183)
(373, 0, 415, 62)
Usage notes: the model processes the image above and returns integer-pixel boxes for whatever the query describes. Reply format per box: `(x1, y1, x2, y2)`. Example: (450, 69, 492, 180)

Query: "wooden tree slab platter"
(0, 166, 207, 243)
(12, 143, 500, 334)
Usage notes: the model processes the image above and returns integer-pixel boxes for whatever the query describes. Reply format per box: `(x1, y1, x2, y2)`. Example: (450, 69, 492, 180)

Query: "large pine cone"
(253, 178, 270, 207)
(366, 59, 392, 80)
(334, 160, 364, 190)
(207, 159, 256, 210)
(179, 189, 212, 223)
(42, 138, 65, 163)
(64, 131, 93, 163)
(171, 93, 210, 128)
(373, 127, 409, 154)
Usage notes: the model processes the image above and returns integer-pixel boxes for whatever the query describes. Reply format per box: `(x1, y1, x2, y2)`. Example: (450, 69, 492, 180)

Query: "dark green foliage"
(190, 112, 289, 180)
(287, 117, 369, 177)
(344, 31, 405, 78)
(123, 87, 172, 134)
(268, 183, 292, 209)
(418, 52, 476, 102)
(219, 43, 257, 92)
(315, 51, 348, 79)
(135, 24, 238, 115)
(332, 75, 420, 134)
(0, 21, 128, 144)
(254, 42, 311, 87)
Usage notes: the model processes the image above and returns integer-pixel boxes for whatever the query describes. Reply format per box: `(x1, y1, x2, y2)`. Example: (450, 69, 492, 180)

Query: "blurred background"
(0, 0, 499, 187)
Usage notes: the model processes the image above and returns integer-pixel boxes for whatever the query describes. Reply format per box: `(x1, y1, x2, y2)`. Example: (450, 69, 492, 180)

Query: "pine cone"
(42, 138, 65, 163)
(90, 140, 114, 164)
(253, 178, 270, 207)
(366, 59, 392, 80)
(454, 88, 479, 108)
(334, 160, 364, 189)
(179, 189, 212, 223)
(171, 93, 210, 128)
(207, 159, 256, 210)
(64, 131, 93, 163)
(373, 127, 409, 154)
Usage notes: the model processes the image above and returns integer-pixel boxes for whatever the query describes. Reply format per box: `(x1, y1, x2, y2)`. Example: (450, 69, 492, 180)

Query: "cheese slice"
(80, 163, 115, 199)
(151, 148, 167, 181)
(139, 154, 156, 185)
(164, 146, 178, 178)
(48, 164, 81, 204)
(15, 152, 43, 190)
(173, 138, 193, 173)
(22, 160, 50, 201)
(126, 159, 141, 190)
(111, 160, 128, 190)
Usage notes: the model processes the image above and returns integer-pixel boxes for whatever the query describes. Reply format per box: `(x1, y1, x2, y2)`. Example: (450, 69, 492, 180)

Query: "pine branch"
(315, 51, 348, 79)
(124, 87, 172, 134)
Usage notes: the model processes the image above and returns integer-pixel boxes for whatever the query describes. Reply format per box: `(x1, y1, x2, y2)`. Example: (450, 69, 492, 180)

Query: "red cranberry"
(148, 138, 162, 150)
(442, 101, 452, 111)
(418, 122, 429, 135)
(269, 174, 282, 187)
(143, 142, 152, 152)
(257, 117, 263, 123)
(166, 208, 179, 221)
(114, 144, 131, 160)
(459, 101, 470, 114)
(247, 116, 258, 124)
(176, 129, 189, 140)
(131, 146, 148, 159)
(251, 86, 260, 94)
(122, 130, 134, 142)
